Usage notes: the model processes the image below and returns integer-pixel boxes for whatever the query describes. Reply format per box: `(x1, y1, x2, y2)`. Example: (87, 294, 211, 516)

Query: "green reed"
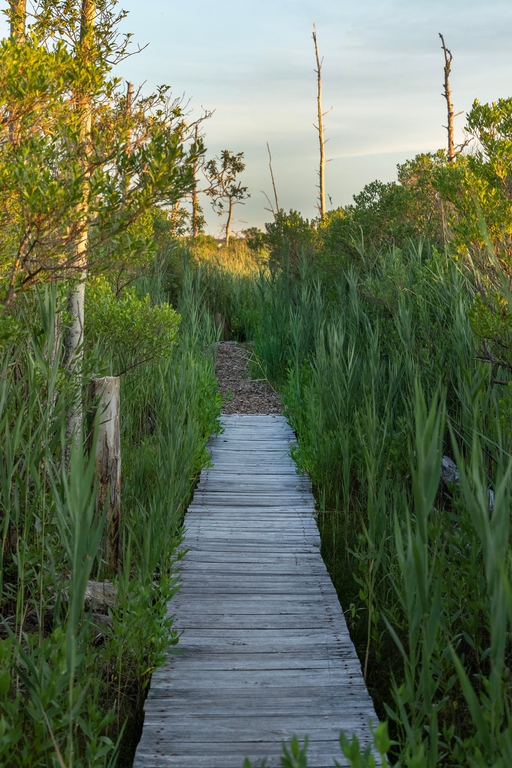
(0, 272, 221, 766)
(205, 240, 512, 767)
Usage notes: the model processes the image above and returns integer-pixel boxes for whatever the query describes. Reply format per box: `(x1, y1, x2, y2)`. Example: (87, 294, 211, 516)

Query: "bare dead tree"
(191, 123, 201, 236)
(439, 33, 468, 164)
(262, 143, 280, 218)
(267, 142, 280, 213)
(313, 24, 331, 219)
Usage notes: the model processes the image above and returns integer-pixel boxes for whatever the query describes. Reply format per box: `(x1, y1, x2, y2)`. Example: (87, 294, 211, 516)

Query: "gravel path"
(215, 342, 281, 415)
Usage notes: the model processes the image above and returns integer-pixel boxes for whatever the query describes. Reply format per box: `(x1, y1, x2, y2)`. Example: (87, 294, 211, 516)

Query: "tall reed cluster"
(213, 242, 512, 767)
(0, 273, 220, 767)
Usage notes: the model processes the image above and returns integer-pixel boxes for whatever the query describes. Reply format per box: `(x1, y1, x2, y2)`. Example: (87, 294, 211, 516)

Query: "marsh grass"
(204, 240, 512, 767)
(0, 272, 221, 766)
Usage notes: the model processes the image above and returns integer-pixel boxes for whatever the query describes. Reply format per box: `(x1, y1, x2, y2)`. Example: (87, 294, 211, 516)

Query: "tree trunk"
(171, 200, 180, 233)
(91, 376, 121, 571)
(9, 1, 26, 145)
(192, 124, 199, 237)
(63, 272, 87, 443)
(225, 199, 233, 247)
(313, 25, 326, 219)
(64, 0, 95, 446)
(439, 33, 455, 164)
(9, 0, 26, 41)
(123, 81, 134, 198)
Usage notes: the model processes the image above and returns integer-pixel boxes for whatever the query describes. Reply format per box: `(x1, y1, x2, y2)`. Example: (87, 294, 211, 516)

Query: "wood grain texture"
(134, 415, 379, 768)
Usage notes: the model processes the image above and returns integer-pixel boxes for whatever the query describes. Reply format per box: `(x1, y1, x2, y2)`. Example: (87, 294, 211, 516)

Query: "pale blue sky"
(115, 0, 512, 234)
(5, 1, 512, 234)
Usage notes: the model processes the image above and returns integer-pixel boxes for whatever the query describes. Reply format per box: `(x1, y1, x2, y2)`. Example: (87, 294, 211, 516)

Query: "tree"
(63, 0, 95, 444)
(0, 0, 204, 499)
(0, 4, 202, 312)
(312, 24, 331, 219)
(262, 141, 280, 219)
(436, 98, 512, 261)
(439, 33, 468, 164)
(190, 123, 205, 236)
(434, 98, 512, 371)
(204, 150, 250, 246)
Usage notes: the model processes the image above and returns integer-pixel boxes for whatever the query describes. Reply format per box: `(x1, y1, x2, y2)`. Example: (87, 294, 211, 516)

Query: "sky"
(5, 1, 512, 235)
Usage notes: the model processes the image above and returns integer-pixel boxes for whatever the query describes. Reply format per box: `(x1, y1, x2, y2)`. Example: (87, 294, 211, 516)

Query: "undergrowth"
(0, 270, 221, 767)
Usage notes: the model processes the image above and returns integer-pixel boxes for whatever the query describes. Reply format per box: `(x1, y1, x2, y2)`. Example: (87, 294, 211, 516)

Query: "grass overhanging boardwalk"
(134, 414, 378, 768)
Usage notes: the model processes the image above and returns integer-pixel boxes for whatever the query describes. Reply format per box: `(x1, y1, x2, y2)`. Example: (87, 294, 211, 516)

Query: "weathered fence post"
(91, 376, 121, 571)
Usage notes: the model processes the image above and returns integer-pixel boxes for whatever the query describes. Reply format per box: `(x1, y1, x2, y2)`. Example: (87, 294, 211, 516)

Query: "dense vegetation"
(2, 1, 512, 766)
(0, 2, 221, 765)
(193, 102, 512, 766)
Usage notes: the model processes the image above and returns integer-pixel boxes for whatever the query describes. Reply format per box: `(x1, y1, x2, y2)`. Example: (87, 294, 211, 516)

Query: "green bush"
(85, 275, 180, 376)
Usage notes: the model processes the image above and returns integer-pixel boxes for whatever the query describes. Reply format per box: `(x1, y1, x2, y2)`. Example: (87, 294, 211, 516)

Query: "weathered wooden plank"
(176, 567, 328, 579)
(175, 565, 328, 577)
(134, 752, 349, 768)
(139, 717, 369, 743)
(145, 683, 369, 702)
(163, 628, 354, 645)
(143, 690, 370, 713)
(183, 520, 318, 530)
(169, 596, 338, 609)
(174, 553, 323, 564)
(151, 656, 364, 674)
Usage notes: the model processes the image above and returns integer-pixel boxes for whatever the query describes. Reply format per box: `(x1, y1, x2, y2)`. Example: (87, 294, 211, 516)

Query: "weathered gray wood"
(91, 376, 121, 569)
(134, 414, 379, 768)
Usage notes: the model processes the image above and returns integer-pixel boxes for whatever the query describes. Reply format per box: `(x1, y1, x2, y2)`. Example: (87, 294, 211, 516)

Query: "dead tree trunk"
(126, 81, 134, 117)
(64, 0, 95, 446)
(192, 124, 200, 237)
(91, 377, 121, 571)
(439, 33, 457, 165)
(225, 199, 233, 247)
(267, 142, 280, 215)
(313, 24, 326, 219)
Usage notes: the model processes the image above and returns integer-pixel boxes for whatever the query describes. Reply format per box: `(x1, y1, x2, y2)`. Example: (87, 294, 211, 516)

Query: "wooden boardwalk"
(134, 414, 378, 768)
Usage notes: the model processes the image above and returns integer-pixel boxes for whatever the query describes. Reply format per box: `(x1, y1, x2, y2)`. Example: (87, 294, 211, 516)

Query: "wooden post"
(92, 376, 121, 571)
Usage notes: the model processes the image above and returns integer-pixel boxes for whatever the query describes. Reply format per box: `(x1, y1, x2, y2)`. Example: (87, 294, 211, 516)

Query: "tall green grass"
(0, 271, 221, 766)
(208, 241, 512, 767)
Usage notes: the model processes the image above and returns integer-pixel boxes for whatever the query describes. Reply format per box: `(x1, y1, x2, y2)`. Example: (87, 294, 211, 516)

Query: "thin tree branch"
(266, 141, 280, 215)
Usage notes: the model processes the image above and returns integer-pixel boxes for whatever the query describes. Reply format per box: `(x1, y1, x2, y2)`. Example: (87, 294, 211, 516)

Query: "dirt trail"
(215, 342, 281, 414)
